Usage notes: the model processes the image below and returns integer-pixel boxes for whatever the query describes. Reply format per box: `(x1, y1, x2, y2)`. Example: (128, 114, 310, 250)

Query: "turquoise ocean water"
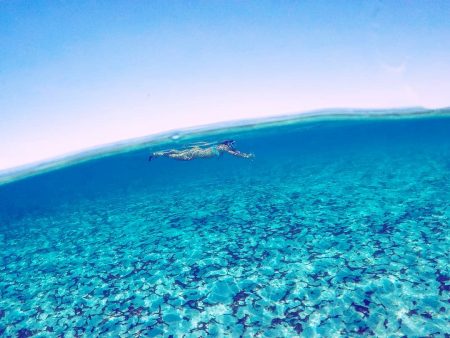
(0, 110, 449, 337)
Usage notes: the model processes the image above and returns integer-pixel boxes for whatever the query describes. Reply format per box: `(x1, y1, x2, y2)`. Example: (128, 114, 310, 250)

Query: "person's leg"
(150, 149, 179, 161)
(168, 153, 193, 161)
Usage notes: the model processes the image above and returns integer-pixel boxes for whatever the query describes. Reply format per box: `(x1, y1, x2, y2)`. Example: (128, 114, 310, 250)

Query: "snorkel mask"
(223, 140, 236, 149)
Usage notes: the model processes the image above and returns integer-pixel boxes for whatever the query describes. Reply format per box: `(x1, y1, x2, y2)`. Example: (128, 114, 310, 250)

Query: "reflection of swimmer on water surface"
(149, 140, 255, 161)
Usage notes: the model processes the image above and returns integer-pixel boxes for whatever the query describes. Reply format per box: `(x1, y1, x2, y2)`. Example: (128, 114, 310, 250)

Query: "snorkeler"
(149, 140, 255, 161)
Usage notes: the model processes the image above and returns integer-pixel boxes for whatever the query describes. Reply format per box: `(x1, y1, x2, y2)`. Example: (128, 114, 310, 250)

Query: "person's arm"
(224, 148, 255, 159)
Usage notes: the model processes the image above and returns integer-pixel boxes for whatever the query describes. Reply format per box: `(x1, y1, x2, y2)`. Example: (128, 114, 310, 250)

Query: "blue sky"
(1, 1, 450, 170)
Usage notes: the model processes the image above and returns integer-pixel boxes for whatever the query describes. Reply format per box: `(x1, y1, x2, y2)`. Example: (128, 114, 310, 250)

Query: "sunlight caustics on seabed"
(0, 109, 449, 336)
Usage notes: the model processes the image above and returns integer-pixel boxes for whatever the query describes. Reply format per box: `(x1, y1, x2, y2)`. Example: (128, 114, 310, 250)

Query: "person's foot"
(148, 155, 153, 161)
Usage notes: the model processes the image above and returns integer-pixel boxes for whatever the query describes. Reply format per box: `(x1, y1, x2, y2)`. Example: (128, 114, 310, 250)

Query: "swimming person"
(149, 140, 255, 161)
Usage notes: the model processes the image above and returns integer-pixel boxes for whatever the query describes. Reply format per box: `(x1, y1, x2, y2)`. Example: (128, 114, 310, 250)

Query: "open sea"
(0, 110, 449, 337)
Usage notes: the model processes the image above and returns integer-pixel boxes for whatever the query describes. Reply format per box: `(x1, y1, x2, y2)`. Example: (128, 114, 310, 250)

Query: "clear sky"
(1, 1, 450, 171)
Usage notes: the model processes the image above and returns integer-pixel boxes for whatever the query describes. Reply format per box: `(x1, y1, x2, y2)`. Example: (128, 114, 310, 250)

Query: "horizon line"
(1, 106, 449, 187)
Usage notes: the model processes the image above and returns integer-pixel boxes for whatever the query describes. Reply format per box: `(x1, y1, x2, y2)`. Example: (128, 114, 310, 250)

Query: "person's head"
(222, 140, 236, 149)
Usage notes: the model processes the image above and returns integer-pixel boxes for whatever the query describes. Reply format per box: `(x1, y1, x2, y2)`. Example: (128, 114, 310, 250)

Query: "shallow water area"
(0, 111, 449, 336)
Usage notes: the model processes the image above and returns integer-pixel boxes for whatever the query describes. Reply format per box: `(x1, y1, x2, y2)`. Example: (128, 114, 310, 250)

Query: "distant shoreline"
(1, 107, 449, 187)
